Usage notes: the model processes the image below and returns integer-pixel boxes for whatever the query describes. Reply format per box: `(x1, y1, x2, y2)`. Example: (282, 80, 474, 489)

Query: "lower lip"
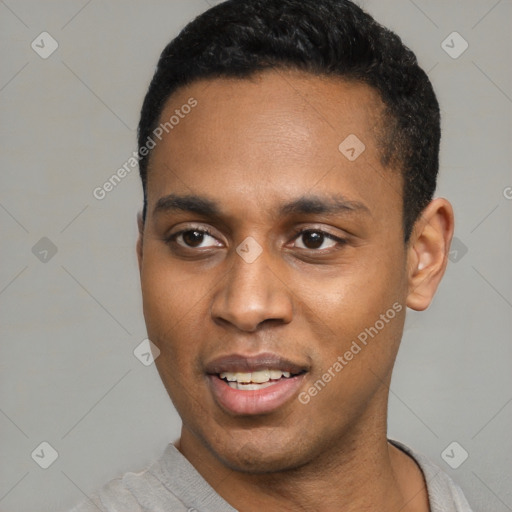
(207, 374, 305, 415)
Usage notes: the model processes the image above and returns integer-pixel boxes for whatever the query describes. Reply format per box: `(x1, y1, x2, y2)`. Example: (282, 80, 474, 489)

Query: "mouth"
(205, 353, 308, 415)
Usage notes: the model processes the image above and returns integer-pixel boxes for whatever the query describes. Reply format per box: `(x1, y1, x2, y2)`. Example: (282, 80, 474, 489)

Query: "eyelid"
(167, 223, 216, 237)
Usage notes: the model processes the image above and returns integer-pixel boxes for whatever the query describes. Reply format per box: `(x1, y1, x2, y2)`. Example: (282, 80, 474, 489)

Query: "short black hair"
(138, 0, 440, 241)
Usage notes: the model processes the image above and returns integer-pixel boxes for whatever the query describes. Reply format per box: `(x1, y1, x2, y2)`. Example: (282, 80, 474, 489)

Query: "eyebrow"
(153, 193, 370, 218)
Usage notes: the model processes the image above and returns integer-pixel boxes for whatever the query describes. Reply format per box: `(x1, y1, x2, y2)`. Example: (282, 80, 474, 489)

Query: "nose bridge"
(211, 245, 293, 331)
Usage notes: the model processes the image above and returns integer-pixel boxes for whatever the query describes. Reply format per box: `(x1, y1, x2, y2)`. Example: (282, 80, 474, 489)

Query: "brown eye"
(182, 230, 206, 247)
(168, 228, 222, 250)
(293, 230, 343, 251)
(301, 231, 324, 249)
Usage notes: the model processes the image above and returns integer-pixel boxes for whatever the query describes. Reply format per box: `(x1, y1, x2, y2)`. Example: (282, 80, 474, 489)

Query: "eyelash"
(166, 227, 347, 251)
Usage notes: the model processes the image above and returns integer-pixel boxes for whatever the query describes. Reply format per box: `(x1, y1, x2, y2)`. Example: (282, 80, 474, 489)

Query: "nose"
(211, 247, 293, 332)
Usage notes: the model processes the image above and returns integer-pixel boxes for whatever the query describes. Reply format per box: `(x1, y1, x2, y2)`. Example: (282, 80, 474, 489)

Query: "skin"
(137, 69, 454, 512)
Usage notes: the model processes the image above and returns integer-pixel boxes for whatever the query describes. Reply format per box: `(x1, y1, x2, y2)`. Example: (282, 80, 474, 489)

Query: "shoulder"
(68, 443, 237, 512)
(390, 440, 474, 512)
(68, 475, 144, 511)
(67, 445, 192, 512)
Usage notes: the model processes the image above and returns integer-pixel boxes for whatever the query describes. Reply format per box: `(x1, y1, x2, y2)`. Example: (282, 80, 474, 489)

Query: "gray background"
(0, 1, 511, 511)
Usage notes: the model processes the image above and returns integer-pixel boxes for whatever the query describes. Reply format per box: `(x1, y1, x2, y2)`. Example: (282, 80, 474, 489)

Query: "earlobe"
(136, 211, 144, 272)
(406, 198, 454, 311)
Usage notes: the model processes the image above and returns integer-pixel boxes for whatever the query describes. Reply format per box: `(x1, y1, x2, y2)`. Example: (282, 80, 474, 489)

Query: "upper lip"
(205, 352, 309, 375)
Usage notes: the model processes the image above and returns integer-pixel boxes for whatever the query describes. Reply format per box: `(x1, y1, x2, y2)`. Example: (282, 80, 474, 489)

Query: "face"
(138, 70, 412, 473)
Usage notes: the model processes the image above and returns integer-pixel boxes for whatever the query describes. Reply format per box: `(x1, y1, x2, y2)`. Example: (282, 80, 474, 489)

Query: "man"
(72, 0, 473, 510)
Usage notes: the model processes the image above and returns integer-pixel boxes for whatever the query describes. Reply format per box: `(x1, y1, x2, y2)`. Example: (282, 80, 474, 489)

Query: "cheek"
(297, 287, 406, 428)
(297, 249, 406, 332)
(140, 253, 209, 411)
(293, 247, 407, 391)
(140, 249, 206, 353)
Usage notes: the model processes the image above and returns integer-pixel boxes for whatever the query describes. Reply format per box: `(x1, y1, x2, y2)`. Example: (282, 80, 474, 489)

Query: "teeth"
(251, 369, 270, 383)
(227, 381, 276, 390)
(233, 372, 251, 383)
(269, 370, 282, 380)
(219, 369, 293, 384)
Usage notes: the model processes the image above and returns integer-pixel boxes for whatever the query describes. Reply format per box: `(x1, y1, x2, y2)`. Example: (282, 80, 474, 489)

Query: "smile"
(205, 353, 308, 415)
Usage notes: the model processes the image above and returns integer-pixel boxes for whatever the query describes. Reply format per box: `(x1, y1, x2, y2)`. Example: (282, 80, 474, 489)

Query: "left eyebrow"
(152, 193, 370, 219)
(279, 194, 370, 216)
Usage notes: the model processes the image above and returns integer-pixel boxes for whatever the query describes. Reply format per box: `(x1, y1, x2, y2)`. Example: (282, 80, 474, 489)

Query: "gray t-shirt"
(69, 440, 473, 511)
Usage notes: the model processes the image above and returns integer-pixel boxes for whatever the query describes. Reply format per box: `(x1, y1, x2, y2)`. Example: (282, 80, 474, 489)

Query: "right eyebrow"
(153, 194, 222, 218)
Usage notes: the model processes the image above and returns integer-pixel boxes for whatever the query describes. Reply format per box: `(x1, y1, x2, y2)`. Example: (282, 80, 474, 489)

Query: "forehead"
(146, 69, 399, 219)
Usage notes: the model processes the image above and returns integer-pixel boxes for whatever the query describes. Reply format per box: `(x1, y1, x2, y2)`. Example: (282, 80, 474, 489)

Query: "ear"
(136, 211, 144, 273)
(406, 198, 454, 311)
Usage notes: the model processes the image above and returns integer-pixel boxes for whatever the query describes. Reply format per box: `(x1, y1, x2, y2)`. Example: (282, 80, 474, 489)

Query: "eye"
(292, 229, 345, 250)
(168, 228, 222, 249)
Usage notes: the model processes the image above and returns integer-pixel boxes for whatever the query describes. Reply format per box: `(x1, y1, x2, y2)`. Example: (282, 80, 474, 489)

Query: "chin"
(206, 427, 313, 474)
(219, 447, 305, 474)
